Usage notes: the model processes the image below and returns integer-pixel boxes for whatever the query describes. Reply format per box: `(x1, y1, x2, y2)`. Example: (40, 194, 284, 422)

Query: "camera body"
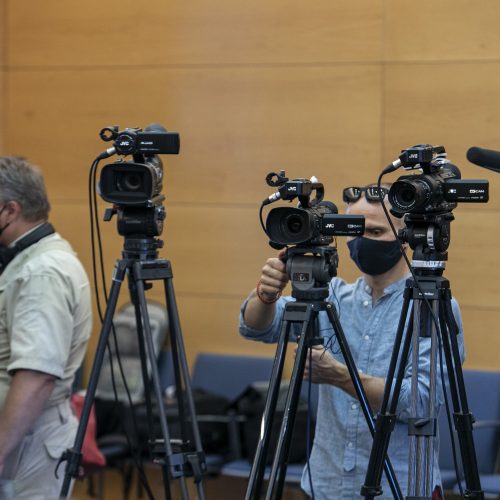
(99, 124, 179, 207)
(388, 145, 489, 217)
(263, 171, 364, 247)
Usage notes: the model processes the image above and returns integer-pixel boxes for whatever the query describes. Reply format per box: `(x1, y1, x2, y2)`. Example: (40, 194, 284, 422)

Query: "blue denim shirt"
(239, 274, 464, 499)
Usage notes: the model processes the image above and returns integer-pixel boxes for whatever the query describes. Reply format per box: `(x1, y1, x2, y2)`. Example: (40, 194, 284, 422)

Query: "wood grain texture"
(2, 1, 500, 373)
(383, 62, 500, 210)
(384, 0, 500, 62)
(6, 0, 383, 67)
(4, 65, 382, 205)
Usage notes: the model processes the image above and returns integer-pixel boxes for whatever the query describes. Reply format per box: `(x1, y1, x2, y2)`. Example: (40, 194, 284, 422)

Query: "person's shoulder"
(329, 275, 363, 296)
(20, 233, 87, 278)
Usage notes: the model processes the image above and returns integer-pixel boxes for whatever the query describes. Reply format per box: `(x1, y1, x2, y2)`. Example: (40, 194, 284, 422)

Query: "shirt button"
(351, 403, 357, 410)
(363, 300, 370, 307)
(347, 442, 354, 448)
(364, 335, 370, 341)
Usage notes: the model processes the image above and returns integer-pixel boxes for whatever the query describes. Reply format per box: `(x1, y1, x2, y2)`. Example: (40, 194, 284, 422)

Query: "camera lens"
(119, 172, 143, 192)
(266, 207, 314, 245)
(389, 178, 431, 214)
(285, 214, 304, 234)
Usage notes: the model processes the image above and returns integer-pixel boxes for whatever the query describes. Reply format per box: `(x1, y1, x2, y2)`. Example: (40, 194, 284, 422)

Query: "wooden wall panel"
(384, 0, 500, 61)
(2, 1, 500, 375)
(6, 0, 384, 67)
(4, 65, 382, 206)
(461, 306, 500, 370)
(382, 62, 500, 210)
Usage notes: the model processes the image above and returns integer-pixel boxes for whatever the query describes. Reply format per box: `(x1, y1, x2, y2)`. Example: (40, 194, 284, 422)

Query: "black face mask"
(0, 205, 9, 238)
(347, 236, 403, 276)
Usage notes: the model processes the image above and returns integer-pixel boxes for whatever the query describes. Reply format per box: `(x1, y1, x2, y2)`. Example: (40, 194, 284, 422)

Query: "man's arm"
(303, 346, 385, 411)
(0, 370, 56, 476)
(243, 255, 289, 331)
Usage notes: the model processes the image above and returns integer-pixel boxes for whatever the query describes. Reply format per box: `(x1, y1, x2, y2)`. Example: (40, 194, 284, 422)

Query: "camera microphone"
(466, 146, 500, 173)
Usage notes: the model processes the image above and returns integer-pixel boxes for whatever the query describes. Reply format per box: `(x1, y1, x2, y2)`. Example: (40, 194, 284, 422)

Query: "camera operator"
(0, 157, 92, 499)
(240, 184, 464, 499)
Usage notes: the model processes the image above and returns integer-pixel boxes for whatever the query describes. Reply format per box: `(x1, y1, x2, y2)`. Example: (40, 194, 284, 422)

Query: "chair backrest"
(439, 369, 500, 474)
(191, 352, 274, 401)
(95, 300, 169, 403)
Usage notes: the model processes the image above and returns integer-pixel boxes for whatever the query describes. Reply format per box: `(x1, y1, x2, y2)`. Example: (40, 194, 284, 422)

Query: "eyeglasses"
(342, 186, 389, 203)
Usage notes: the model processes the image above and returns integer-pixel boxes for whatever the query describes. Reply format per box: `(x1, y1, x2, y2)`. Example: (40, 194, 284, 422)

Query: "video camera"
(389, 144, 488, 217)
(97, 123, 179, 239)
(99, 124, 180, 207)
(261, 171, 364, 248)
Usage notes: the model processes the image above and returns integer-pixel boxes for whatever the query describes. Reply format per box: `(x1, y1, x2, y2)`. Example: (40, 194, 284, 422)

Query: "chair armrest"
(473, 420, 500, 429)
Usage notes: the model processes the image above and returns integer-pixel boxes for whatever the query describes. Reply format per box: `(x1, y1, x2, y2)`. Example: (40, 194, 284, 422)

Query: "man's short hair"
(0, 156, 50, 221)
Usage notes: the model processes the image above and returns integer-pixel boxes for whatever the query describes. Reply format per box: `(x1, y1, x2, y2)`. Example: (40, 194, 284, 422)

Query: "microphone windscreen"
(467, 146, 500, 173)
(144, 123, 167, 133)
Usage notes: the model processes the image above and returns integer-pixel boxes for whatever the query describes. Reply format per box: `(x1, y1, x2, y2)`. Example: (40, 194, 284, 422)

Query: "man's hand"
(258, 252, 289, 300)
(302, 346, 350, 386)
(300, 345, 385, 410)
(243, 252, 289, 330)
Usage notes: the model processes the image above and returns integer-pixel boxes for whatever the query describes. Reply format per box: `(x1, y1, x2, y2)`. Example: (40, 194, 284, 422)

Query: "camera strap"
(0, 222, 56, 275)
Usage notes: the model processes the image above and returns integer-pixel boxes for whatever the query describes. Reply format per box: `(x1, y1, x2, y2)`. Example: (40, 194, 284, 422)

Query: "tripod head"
(398, 211, 454, 275)
(103, 203, 166, 260)
(284, 245, 339, 301)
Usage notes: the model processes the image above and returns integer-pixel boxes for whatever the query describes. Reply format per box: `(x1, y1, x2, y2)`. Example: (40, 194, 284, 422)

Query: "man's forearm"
(0, 370, 56, 474)
(333, 364, 385, 411)
(243, 289, 277, 330)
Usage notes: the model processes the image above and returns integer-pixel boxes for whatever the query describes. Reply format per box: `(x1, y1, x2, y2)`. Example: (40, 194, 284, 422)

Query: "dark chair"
(220, 380, 319, 493)
(189, 352, 275, 474)
(191, 352, 275, 401)
(438, 369, 500, 496)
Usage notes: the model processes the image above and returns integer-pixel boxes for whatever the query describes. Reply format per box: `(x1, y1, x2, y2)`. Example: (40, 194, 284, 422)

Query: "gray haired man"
(0, 156, 92, 499)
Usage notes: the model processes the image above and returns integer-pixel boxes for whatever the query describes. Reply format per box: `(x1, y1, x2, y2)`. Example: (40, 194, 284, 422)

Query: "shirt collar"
(361, 273, 410, 298)
(8, 223, 45, 248)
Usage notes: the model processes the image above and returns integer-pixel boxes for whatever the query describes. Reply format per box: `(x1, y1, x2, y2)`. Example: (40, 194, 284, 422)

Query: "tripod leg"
(440, 296, 484, 499)
(129, 281, 158, 459)
(132, 265, 178, 500)
(407, 299, 439, 500)
(325, 304, 403, 500)
(264, 304, 316, 500)
(59, 260, 127, 498)
(362, 293, 414, 500)
(163, 273, 206, 500)
(245, 315, 294, 500)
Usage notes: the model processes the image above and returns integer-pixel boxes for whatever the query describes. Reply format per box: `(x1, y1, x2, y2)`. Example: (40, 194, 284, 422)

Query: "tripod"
(245, 245, 403, 500)
(361, 213, 484, 500)
(58, 236, 207, 500)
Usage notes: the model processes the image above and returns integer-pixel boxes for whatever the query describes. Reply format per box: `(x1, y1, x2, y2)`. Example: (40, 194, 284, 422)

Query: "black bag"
(130, 389, 231, 455)
(232, 381, 316, 464)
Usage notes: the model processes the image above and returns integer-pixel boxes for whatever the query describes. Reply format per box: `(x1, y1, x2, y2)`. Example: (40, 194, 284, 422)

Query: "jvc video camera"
(389, 144, 489, 217)
(99, 124, 179, 207)
(262, 171, 364, 247)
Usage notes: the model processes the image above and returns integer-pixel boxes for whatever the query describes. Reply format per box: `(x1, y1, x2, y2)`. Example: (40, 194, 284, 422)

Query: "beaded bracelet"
(256, 280, 282, 304)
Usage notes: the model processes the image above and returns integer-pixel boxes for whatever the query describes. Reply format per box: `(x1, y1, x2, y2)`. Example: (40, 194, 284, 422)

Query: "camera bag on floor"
(231, 381, 316, 464)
